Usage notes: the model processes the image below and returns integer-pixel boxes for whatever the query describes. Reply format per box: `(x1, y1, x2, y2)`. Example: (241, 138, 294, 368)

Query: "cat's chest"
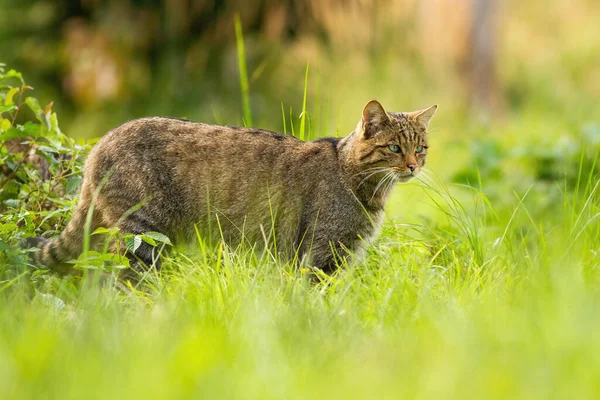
(358, 209, 385, 241)
(345, 209, 385, 261)
(336, 195, 385, 241)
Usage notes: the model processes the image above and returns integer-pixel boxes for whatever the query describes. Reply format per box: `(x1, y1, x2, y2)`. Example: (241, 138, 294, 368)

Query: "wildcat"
(28, 100, 436, 274)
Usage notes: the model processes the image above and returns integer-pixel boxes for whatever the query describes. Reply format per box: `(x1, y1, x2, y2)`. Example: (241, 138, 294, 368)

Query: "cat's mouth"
(397, 175, 415, 183)
(394, 170, 418, 182)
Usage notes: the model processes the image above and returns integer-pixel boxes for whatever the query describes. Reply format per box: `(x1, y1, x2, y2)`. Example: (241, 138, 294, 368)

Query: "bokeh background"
(1, 0, 599, 219)
(2, 0, 598, 134)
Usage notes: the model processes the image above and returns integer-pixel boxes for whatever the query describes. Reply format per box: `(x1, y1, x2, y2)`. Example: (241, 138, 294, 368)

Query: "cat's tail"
(26, 194, 96, 268)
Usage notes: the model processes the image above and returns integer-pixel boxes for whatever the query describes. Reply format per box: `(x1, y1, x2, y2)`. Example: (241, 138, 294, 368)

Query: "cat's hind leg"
(113, 214, 168, 280)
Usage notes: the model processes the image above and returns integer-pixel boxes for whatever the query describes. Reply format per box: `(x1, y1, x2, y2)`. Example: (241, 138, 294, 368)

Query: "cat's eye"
(415, 145, 424, 153)
(389, 144, 401, 153)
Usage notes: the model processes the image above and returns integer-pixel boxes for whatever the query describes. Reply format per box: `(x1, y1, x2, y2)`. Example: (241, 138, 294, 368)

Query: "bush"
(0, 63, 91, 283)
(452, 126, 600, 217)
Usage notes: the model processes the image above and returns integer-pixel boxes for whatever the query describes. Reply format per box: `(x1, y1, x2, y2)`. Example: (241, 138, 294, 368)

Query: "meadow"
(1, 1, 600, 397)
(1, 62, 600, 399)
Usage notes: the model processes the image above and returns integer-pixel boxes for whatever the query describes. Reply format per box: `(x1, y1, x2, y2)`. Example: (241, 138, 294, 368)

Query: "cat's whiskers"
(417, 168, 436, 187)
(369, 171, 394, 204)
(382, 172, 398, 197)
(356, 167, 390, 188)
(383, 172, 399, 196)
(420, 167, 435, 177)
(415, 173, 435, 189)
(353, 166, 389, 177)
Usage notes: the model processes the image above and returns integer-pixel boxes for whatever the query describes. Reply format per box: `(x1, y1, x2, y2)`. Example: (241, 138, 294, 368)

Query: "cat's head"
(347, 100, 437, 183)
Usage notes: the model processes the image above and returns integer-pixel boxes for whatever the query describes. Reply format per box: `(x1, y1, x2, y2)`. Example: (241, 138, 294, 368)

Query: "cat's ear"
(407, 105, 438, 129)
(360, 100, 389, 138)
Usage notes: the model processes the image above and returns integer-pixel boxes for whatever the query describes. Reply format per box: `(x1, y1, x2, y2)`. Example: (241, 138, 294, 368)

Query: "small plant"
(452, 128, 600, 216)
(0, 64, 176, 288)
(0, 64, 91, 282)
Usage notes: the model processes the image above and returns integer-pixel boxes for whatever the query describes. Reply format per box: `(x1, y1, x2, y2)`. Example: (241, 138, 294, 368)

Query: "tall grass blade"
(234, 14, 252, 127)
(281, 102, 287, 135)
(299, 61, 309, 141)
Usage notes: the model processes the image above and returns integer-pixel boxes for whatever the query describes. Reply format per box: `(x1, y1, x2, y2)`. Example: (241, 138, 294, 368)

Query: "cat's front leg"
(305, 233, 354, 275)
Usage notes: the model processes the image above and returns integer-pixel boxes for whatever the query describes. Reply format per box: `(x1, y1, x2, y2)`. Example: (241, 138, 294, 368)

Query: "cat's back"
(89, 117, 343, 174)
(94, 116, 303, 154)
(85, 117, 343, 195)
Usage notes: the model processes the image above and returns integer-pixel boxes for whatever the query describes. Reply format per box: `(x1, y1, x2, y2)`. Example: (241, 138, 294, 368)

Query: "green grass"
(2, 53, 600, 398)
(234, 14, 252, 127)
(1, 168, 600, 399)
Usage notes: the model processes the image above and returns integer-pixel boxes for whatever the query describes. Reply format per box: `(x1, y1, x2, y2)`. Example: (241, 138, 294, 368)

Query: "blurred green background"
(3, 0, 599, 225)
(2, 0, 599, 226)
(2, 0, 598, 138)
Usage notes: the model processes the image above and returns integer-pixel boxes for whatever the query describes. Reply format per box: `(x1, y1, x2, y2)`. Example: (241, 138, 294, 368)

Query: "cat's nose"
(407, 163, 417, 172)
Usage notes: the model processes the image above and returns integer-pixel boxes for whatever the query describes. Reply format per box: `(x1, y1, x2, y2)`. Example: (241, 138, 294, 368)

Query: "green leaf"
(68, 251, 130, 271)
(49, 112, 63, 137)
(22, 121, 44, 137)
(140, 235, 157, 247)
(66, 175, 82, 194)
(39, 207, 74, 226)
(2, 198, 21, 207)
(144, 231, 172, 245)
(0, 118, 11, 131)
(99, 252, 130, 270)
(25, 97, 43, 123)
(91, 227, 114, 236)
(103, 262, 130, 271)
(0, 127, 30, 141)
(30, 269, 50, 279)
(0, 223, 18, 234)
(125, 235, 142, 253)
(0, 104, 16, 114)
(4, 87, 19, 106)
(35, 145, 59, 154)
(67, 251, 103, 269)
(5, 69, 24, 84)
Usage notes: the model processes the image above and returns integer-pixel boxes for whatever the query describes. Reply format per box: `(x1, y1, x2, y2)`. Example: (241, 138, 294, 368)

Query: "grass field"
(2, 9, 600, 395)
(2, 128, 600, 399)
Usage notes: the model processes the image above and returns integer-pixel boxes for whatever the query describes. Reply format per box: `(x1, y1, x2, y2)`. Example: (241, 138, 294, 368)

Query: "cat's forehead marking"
(386, 112, 424, 143)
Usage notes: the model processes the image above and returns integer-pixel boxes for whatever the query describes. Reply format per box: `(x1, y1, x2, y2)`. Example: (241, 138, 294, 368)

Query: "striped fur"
(28, 100, 437, 274)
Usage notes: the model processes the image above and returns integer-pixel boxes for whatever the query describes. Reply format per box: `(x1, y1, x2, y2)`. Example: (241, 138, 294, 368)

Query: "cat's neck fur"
(336, 131, 392, 211)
